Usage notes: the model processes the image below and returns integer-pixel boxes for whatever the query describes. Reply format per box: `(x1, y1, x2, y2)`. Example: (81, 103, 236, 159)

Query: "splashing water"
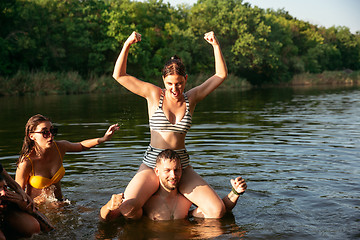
(33, 185, 70, 205)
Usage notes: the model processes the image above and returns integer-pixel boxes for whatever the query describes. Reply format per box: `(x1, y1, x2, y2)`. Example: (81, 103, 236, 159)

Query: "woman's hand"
(125, 31, 141, 46)
(204, 31, 219, 46)
(76, 123, 120, 150)
(102, 124, 120, 142)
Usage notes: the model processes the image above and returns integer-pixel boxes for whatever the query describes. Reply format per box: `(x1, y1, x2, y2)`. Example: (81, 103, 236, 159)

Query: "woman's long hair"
(18, 114, 50, 165)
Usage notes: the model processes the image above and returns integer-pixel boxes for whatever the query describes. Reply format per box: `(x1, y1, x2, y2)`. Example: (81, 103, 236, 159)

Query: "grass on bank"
(0, 70, 359, 96)
(0, 71, 117, 96)
(289, 70, 360, 86)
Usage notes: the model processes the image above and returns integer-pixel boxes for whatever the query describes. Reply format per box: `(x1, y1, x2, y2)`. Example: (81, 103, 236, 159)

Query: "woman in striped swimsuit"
(107, 31, 228, 220)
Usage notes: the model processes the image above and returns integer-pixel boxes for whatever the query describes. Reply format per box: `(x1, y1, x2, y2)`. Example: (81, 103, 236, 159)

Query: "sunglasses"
(31, 127, 58, 138)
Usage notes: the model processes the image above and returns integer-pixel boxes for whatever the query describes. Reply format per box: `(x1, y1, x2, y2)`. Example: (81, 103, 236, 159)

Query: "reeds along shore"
(0, 71, 115, 96)
(0, 70, 359, 96)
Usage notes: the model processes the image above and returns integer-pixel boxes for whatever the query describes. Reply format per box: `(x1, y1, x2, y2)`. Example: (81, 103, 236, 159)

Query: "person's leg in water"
(179, 166, 226, 218)
(119, 164, 159, 219)
(3, 208, 40, 238)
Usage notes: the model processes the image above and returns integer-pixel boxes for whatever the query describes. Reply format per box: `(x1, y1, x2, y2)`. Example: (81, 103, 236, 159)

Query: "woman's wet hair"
(162, 55, 186, 78)
(18, 114, 50, 165)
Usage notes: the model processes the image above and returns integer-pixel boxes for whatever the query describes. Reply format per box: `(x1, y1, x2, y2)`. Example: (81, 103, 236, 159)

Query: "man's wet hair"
(156, 149, 181, 166)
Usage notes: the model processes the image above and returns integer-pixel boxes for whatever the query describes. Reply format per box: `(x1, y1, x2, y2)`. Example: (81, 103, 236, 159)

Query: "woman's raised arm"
(113, 31, 159, 99)
(188, 31, 228, 103)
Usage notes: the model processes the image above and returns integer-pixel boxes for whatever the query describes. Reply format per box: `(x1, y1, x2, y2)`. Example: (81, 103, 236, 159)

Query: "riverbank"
(0, 70, 359, 96)
(288, 70, 360, 86)
(0, 71, 117, 96)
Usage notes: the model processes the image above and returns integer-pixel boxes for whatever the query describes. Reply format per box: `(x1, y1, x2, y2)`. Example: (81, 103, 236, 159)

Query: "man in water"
(100, 150, 247, 221)
(0, 164, 53, 239)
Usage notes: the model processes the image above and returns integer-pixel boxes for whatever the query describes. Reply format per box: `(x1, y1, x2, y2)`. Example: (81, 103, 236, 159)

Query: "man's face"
(156, 159, 182, 191)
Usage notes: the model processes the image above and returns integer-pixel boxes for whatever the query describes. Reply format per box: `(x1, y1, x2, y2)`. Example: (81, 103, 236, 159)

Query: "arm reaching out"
(63, 124, 120, 152)
(80, 123, 120, 150)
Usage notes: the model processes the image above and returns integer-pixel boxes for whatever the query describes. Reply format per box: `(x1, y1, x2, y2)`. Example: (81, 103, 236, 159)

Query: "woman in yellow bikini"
(15, 114, 119, 203)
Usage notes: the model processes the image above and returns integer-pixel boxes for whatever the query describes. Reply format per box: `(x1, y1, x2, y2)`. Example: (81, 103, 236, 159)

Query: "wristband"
(232, 187, 243, 196)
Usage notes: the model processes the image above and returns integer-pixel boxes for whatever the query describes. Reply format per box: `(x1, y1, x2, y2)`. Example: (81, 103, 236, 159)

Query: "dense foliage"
(1, 0, 359, 85)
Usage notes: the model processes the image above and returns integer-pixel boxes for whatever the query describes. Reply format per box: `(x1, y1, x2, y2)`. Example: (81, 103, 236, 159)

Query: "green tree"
(1, 0, 359, 88)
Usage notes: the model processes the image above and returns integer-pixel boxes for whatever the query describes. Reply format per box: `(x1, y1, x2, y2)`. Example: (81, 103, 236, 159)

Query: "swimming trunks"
(27, 142, 65, 189)
(143, 145, 190, 169)
(149, 90, 192, 134)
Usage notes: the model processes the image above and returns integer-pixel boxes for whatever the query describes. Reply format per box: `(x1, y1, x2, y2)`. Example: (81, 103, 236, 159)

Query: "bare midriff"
(26, 181, 63, 201)
(150, 130, 186, 150)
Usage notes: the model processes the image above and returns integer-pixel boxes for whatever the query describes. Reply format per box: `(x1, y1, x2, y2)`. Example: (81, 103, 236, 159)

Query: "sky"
(163, 0, 360, 34)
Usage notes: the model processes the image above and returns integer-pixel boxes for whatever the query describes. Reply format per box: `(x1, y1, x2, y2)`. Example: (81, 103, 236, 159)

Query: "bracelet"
(232, 187, 243, 196)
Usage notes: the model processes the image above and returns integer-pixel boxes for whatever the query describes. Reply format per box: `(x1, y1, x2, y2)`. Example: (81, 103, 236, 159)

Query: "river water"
(0, 86, 359, 239)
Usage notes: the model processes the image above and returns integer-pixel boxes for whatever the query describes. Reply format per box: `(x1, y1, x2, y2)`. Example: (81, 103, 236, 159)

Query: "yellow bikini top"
(28, 142, 65, 189)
